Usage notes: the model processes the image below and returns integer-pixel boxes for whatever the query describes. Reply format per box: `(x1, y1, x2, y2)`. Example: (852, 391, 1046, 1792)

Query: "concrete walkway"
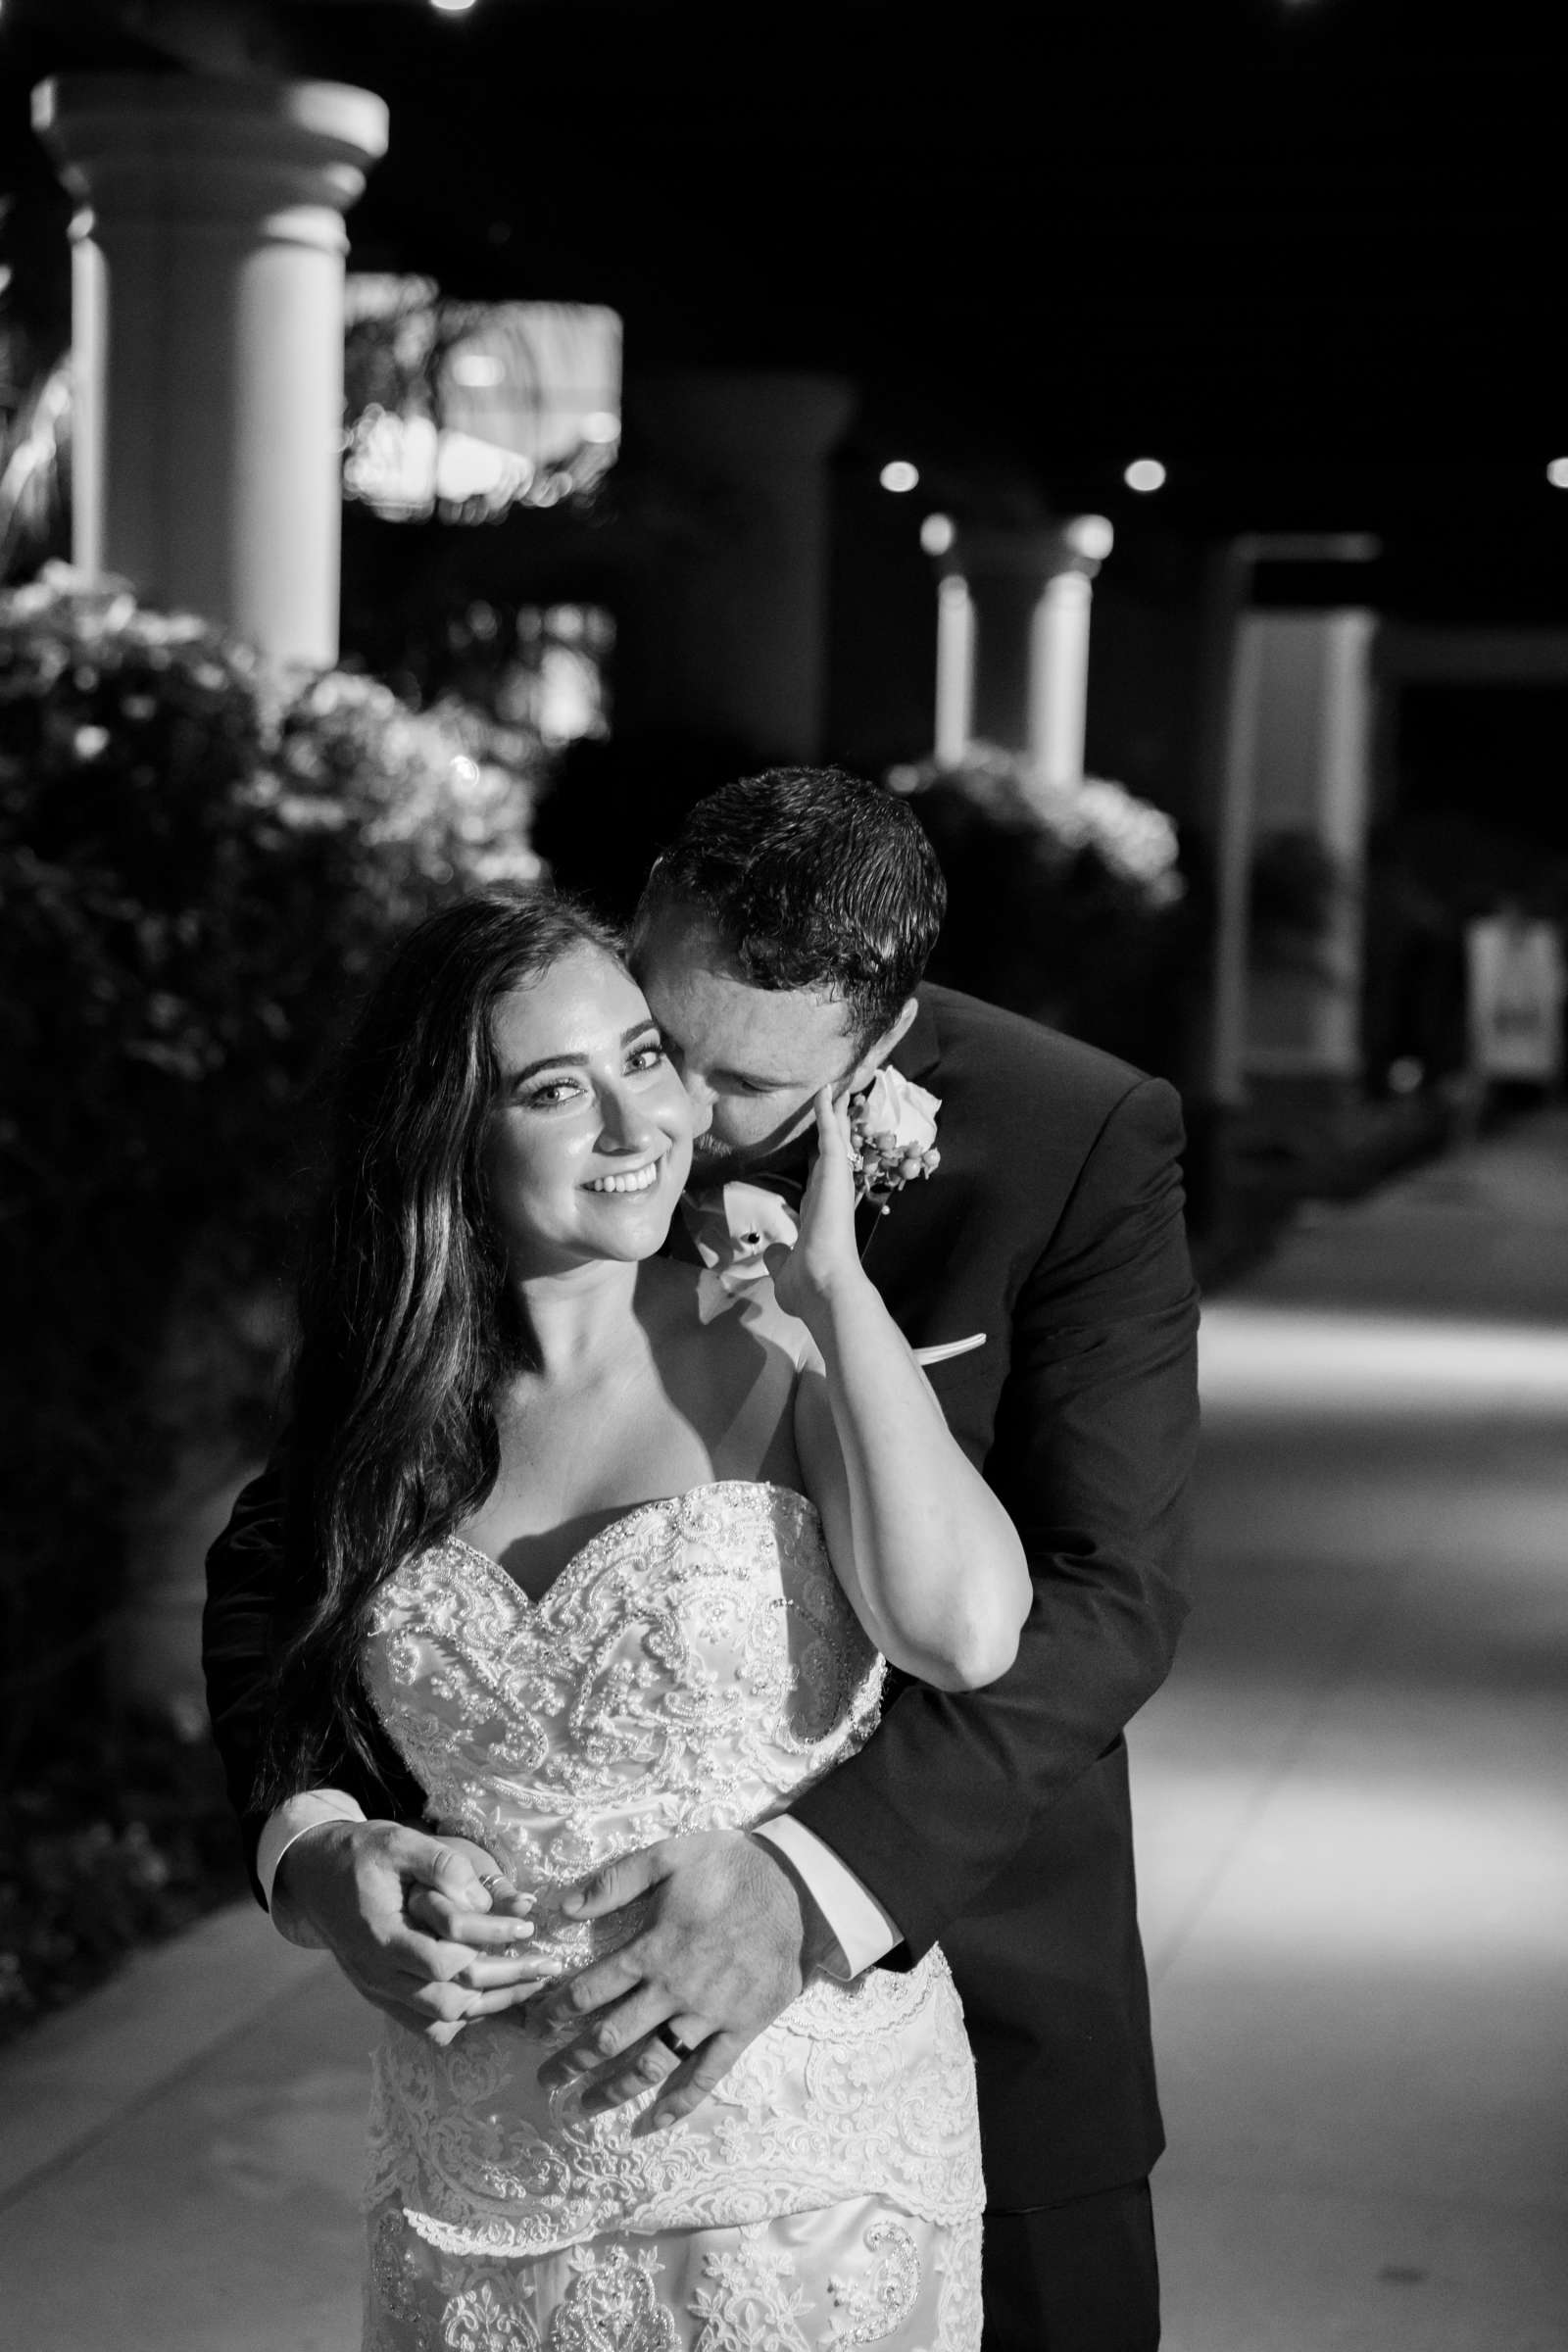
(1140, 1112, 1568, 2352)
(2, 1117, 1566, 2348)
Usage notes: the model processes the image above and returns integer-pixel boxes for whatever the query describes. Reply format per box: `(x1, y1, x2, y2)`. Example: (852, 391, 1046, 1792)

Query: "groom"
(204, 766, 1199, 2351)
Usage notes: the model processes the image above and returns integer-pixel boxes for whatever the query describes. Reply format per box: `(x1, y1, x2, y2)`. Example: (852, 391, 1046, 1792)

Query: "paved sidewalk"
(0, 1909, 368, 2350)
(2, 1116, 1565, 2348)
(1139, 1111, 1568, 2352)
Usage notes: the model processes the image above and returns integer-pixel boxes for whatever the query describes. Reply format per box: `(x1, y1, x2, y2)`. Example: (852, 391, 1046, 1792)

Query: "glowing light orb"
(880, 461, 920, 494)
(1124, 458, 1167, 494)
(920, 514, 956, 556)
(1065, 514, 1115, 561)
(449, 353, 504, 388)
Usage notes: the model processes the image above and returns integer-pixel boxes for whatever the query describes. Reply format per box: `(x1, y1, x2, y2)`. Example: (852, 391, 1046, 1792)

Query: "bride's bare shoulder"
(639, 1258, 813, 1374)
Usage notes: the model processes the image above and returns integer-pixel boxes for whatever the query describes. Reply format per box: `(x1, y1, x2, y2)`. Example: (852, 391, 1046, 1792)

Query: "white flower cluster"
(4, 563, 257, 689)
(890, 741, 1183, 910)
(1033, 776, 1184, 905)
(850, 1067, 942, 1205)
(4, 564, 543, 895)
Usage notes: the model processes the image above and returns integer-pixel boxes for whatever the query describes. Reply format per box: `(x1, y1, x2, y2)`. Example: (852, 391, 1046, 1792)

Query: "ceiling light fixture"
(1064, 514, 1115, 562)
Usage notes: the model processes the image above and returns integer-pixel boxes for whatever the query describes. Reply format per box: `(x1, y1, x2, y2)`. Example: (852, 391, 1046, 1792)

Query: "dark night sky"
(5, 0, 1568, 617)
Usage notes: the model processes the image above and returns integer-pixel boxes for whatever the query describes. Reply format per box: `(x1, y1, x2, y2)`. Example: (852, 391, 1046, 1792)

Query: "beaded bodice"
(357, 1481, 983, 2259)
(362, 1482, 882, 1976)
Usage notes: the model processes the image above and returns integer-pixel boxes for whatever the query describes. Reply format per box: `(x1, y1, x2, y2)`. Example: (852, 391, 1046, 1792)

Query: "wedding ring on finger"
(654, 2021, 697, 2061)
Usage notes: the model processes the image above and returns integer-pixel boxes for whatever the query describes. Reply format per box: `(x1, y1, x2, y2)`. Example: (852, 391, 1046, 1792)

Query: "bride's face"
(483, 947, 694, 1278)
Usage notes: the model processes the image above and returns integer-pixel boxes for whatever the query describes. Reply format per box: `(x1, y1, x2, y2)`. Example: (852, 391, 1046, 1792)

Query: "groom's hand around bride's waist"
(530, 1830, 826, 2132)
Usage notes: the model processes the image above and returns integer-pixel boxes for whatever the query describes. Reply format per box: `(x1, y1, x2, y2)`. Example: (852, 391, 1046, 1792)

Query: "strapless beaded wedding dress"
(358, 1480, 984, 2351)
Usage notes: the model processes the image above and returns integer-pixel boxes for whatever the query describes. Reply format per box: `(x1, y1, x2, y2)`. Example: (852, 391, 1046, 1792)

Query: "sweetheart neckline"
(436, 1479, 818, 1612)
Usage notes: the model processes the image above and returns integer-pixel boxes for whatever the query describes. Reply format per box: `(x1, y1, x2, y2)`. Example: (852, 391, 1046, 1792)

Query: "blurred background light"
(1065, 513, 1115, 562)
(448, 352, 504, 388)
(1546, 457, 1568, 489)
(344, 283, 620, 523)
(430, 0, 478, 14)
(879, 460, 919, 493)
(1124, 457, 1167, 493)
(919, 513, 955, 556)
(1198, 1304, 1568, 1418)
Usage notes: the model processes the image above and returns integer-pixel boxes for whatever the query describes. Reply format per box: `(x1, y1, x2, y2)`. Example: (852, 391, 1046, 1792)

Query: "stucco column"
(35, 74, 387, 669)
(618, 369, 856, 760)
(1229, 607, 1378, 1081)
(933, 570, 976, 766)
(1027, 566, 1095, 787)
(939, 522, 1107, 784)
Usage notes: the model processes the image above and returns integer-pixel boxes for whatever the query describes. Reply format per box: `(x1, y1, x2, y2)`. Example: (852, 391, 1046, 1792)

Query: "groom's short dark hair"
(636, 766, 947, 1048)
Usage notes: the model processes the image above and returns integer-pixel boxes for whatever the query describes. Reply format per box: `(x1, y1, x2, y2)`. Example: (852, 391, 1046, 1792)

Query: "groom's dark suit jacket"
(202, 982, 1200, 2213)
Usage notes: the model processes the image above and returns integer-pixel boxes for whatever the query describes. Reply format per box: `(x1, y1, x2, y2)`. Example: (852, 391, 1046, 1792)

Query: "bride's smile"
(483, 945, 695, 1278)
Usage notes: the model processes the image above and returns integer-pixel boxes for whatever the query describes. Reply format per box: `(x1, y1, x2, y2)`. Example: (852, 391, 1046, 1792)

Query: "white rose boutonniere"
(849, 1067, 942, 1211)
(685, 1073, 940, 1317)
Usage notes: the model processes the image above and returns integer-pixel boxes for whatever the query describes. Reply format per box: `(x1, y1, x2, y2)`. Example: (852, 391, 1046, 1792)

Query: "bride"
(259, 890, 1031, 2351)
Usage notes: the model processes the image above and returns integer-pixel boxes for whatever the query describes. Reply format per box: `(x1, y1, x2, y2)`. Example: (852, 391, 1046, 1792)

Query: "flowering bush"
(0, 566, 542, 1805)
(888, 744, 1190, 1058)
(890, 743, 1183, 909)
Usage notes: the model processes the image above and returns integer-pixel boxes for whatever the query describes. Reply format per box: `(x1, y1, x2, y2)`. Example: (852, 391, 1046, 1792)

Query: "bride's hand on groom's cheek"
(768, 1088, 862, 1324)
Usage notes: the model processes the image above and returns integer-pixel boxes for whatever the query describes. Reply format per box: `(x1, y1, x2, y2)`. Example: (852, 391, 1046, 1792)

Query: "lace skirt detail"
(365, 2195, 983, 2350)
(365, 1951, 983, 2260)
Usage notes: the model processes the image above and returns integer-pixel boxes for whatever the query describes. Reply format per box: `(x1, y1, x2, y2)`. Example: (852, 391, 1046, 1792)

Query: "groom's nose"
(666, 1046, 715, 1132)
(681, 1074, 715, 1136)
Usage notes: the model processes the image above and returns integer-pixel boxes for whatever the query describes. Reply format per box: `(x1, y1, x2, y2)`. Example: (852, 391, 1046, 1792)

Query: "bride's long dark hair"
(258, 889, 624, 1802)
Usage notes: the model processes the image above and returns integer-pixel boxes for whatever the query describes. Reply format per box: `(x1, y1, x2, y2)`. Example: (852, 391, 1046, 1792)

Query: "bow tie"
(681, 1178, 801, 1320)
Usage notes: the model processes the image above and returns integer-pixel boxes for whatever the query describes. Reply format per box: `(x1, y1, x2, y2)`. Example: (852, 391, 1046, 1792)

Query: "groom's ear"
(842, 996, 919, 1095)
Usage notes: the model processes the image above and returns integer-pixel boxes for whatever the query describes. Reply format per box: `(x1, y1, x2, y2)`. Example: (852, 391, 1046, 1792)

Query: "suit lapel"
(899, 991, 944, 1088)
